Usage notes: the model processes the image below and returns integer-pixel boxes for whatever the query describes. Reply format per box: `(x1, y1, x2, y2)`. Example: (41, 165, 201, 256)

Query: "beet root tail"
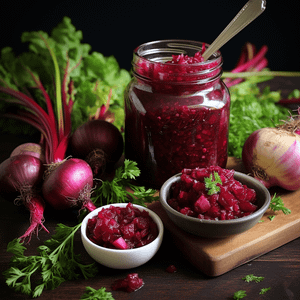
(19, 196, 49, 243)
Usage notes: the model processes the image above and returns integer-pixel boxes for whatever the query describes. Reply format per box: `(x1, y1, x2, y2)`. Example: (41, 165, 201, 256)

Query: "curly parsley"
(92, 159, 158, 207)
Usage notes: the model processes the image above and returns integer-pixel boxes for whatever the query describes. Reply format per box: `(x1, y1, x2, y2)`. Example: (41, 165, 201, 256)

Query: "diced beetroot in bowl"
(167, 166, 258, 220)
(86, 203, 159, 249)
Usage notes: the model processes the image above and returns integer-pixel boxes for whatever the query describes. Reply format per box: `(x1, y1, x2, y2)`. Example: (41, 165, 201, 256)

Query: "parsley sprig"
(3, 223, 98, 298)
(92, 160, 158, 206)
(204, 171, 222, 195)
(80, 286, 115, 300)
(233, 290, 247, 299)
(269, 193, 291, 215)
(242, 274, 264, 283)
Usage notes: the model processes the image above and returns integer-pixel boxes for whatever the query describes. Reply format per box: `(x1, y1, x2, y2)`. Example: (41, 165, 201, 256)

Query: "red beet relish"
(125, 40, 230, 188)
(86, 203, 159, 249)
(168, 166, 258, 220)
(112, 273, 144, 292)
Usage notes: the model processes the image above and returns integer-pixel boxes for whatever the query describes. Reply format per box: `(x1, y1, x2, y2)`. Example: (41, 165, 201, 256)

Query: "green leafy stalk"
(3, 223, 98, 298)
(38, 33, 64, 139)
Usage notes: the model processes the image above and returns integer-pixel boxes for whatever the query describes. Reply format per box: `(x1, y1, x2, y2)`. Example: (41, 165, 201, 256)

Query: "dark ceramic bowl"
(159, 171, 271, 238)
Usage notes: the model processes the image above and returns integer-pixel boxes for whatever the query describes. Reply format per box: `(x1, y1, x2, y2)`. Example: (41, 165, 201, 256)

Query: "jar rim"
(134, 39, 221, 66)
(132, 39, 223, 85)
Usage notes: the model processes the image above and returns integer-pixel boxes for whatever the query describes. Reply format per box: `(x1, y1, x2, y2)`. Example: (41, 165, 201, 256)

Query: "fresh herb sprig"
(269, 193, 291, 215)
(4, 223, 98, 298)
(233, 290, 247, 300)
(242, 274, 264, 283)
(204, 171, 222, 195)
(260, 287, 271, 295)
(92, 159, 158, 207)
(80, 286, 115, 300)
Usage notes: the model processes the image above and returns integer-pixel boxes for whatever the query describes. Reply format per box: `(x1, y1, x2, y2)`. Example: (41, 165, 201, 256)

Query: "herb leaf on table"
(233, 290, 247, 299)
(269, 193, 291, 215)
(3, 223, 98, 298)
(242, 274, 264, 283)
(80, 286, 115, 300)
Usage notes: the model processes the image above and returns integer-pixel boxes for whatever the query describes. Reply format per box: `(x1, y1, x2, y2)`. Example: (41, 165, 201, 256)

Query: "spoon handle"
(202, 0, 266, 60)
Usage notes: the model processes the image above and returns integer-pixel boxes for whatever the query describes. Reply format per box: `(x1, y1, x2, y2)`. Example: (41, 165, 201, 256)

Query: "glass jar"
(124, 40, 230, 188)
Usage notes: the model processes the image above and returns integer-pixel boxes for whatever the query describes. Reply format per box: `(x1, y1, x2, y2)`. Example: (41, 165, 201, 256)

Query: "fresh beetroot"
(42, 158, 96, 211)
(69, 120, 124, 177)
(0, 154, 48, 242)
(86, 203, 158, 249)
(168, 166, 257, 220)
(111, 273, 144, 293)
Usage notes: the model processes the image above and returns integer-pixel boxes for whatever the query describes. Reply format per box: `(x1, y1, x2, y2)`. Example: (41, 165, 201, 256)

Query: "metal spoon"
(202, 0, 266, 60)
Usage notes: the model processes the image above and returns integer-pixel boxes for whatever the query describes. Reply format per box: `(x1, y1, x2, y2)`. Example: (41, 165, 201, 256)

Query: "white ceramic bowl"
(81, 203, 164, 269)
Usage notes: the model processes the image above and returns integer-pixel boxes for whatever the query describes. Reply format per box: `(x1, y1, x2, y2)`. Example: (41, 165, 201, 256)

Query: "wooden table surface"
(1, 77, 300, 299)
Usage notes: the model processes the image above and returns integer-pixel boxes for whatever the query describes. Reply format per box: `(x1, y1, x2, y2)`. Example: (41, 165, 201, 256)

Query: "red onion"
(42, 158, 96, 211)
(242, 123, 300, 190)
(10, 143, 45, 163)
(69, 120, 124, 177)
(0, 154, 48, 242)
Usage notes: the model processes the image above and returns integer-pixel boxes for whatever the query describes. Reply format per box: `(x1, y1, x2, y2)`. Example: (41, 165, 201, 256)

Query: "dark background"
(0, 0, 299, 72)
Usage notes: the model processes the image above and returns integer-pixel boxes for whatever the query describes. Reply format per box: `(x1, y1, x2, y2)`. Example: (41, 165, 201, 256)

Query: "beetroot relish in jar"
(125, 40, 230, 188)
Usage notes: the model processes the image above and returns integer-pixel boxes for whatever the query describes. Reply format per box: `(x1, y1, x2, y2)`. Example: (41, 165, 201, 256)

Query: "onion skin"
(10, 143, 45, 163)
(69, 120, 124, 177)
(0, 154, 44, 198)
(42, 158, 96, 211)
(242, 127, 300, 190)
(0, 155, 48, 242)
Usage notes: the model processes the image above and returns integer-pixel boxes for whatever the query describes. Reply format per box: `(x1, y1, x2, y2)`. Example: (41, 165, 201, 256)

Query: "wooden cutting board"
(148, 157, 300, 277)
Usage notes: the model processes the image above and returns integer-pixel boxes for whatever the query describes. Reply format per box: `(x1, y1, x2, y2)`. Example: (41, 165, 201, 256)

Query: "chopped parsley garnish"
(204, 171, 222, 195)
